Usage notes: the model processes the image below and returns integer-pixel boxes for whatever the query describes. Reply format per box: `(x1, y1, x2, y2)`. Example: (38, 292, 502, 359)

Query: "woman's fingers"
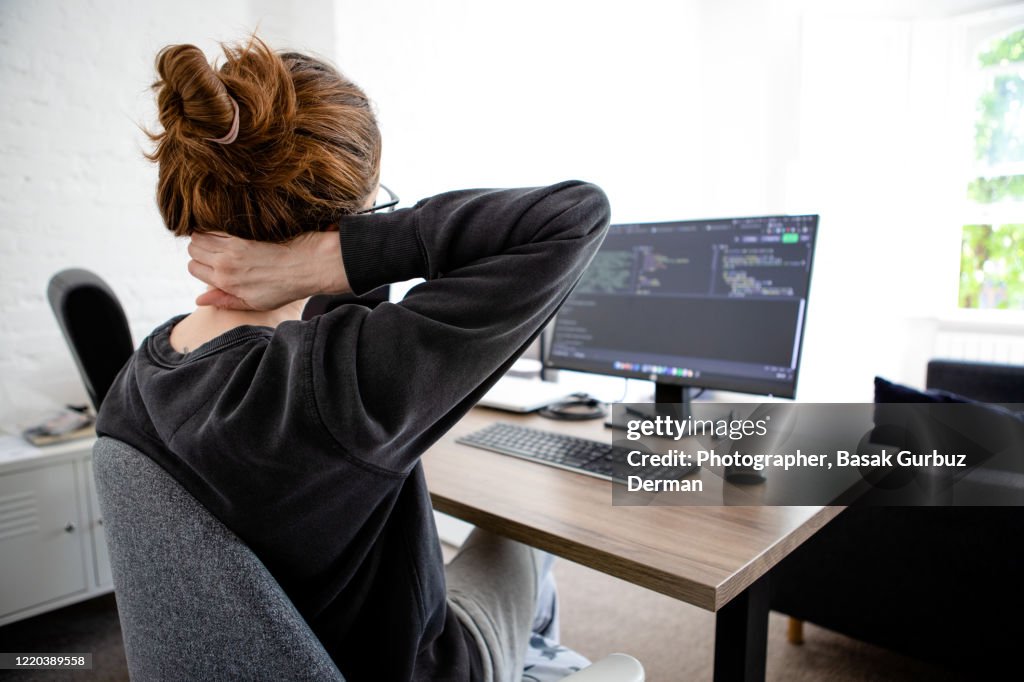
(190, 231, 232, 250)
(186, 230, 339, 310)
(195, 287, 251, 310)
(187, 258, 218, 289)
(187, 242, 216, 272)
(189, 259, 256, 310)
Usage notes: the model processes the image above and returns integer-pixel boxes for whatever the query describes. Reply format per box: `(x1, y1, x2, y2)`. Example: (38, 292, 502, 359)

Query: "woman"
(97, 36, 609, 681)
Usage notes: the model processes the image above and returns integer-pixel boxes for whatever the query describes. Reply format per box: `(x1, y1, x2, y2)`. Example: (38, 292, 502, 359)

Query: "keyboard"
(456, 422, 697, 482)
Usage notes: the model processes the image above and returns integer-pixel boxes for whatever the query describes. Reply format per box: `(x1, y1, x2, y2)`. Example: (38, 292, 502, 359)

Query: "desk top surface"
(423, 408, 843, 611)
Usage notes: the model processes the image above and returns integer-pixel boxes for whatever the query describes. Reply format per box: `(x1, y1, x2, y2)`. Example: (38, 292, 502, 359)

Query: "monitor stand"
(604, 382, 695, 429)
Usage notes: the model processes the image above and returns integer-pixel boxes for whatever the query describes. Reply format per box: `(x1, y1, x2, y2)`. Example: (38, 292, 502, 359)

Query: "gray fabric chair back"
(93, 436, 345, 681)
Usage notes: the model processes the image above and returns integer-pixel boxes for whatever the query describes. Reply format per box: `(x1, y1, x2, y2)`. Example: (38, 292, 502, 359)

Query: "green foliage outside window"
(974, 75, 1024, 165)
(977, 28, 1024, 66)
(959, 29, 1024, 310)
(967, 175, 1024, 203)
(960, 223, 1024, 309)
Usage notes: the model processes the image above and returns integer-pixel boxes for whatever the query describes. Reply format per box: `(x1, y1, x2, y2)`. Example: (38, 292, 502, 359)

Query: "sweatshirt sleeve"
(305, 180, 610, 473)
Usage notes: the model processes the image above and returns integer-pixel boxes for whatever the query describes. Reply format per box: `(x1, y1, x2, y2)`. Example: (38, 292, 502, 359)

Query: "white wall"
(1, 0, 1021, 426)
(0, 0, 331, 425)
(335, 0, 1024, 401)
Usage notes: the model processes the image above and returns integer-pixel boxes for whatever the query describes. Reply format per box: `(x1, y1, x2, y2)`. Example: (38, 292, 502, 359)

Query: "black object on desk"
(538, 393, 606, 421)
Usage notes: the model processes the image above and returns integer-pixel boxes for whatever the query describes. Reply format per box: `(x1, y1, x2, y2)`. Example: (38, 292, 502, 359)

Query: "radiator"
(933, 328, 1024, 364)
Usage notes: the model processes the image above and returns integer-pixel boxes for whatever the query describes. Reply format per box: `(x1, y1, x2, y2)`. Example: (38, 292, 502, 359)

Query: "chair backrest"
(92, 437, 345, 681)
(47, 269, 135, 411)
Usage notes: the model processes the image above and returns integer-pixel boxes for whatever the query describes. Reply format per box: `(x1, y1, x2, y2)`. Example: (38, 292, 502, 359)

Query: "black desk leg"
(713, 574, 770, 682)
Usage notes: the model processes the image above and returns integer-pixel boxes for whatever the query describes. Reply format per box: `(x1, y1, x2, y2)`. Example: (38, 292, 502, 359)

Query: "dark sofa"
(769, 360, 1024, 673)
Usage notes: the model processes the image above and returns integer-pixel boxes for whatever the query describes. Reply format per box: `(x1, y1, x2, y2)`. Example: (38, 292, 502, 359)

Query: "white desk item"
(0, 435, 38, 463)
(476, 376, 575, 413)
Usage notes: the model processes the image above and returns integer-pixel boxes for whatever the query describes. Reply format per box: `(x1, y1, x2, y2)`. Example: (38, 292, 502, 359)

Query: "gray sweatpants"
(446, 528, 558, 682)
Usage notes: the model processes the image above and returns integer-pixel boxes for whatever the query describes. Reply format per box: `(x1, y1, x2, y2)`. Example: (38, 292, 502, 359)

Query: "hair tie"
(205, 97, 240, 145)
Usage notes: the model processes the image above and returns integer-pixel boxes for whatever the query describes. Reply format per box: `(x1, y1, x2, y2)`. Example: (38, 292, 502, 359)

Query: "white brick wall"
(0, 1, 333, 426)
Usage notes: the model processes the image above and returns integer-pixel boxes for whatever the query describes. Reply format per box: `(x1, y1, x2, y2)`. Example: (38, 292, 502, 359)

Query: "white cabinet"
(0, 439, 112, 626)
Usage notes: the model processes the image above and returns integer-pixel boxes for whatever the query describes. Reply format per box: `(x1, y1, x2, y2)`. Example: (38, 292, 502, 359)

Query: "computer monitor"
(545, 214, 818, 415)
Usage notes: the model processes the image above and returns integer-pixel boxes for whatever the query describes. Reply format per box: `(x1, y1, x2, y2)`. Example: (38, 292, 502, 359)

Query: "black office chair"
(47, 268, 134, 411)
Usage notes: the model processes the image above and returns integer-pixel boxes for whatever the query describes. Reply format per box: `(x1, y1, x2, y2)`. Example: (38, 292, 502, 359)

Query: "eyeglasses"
(356, 184, 399, 214)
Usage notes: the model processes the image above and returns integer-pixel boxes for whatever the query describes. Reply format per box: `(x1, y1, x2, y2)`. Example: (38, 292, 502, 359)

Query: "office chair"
(94, 437, 644, 681)
(47, 269, 134, 411)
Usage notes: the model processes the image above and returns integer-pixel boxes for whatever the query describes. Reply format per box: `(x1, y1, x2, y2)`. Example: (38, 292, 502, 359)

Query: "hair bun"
(147, 36, 380, 240)
(154, 44, 236, 141)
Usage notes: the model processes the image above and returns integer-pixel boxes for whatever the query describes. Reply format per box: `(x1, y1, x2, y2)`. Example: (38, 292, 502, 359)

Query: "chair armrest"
(562, 654, 645, 682)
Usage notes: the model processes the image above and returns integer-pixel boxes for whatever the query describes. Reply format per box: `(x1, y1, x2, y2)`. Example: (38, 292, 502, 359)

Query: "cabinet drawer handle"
(64, 522, 76, 533)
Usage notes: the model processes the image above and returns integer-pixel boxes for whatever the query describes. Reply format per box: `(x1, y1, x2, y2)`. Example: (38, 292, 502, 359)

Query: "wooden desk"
(423, 408, 844, 682)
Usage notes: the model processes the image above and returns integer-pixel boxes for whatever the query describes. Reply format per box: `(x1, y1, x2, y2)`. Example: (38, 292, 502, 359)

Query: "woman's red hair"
(146, 37, 380, 242)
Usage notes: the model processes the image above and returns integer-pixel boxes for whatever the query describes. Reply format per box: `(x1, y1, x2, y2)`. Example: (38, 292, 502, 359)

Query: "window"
(959, 28, 1024, 310)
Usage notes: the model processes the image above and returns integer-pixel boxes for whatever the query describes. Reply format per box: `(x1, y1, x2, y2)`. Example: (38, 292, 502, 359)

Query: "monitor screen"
(545, 214, 818, 399)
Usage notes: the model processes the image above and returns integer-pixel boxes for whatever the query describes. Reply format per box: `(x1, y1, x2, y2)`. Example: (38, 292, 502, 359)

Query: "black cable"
(538, 328, 547, 382)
